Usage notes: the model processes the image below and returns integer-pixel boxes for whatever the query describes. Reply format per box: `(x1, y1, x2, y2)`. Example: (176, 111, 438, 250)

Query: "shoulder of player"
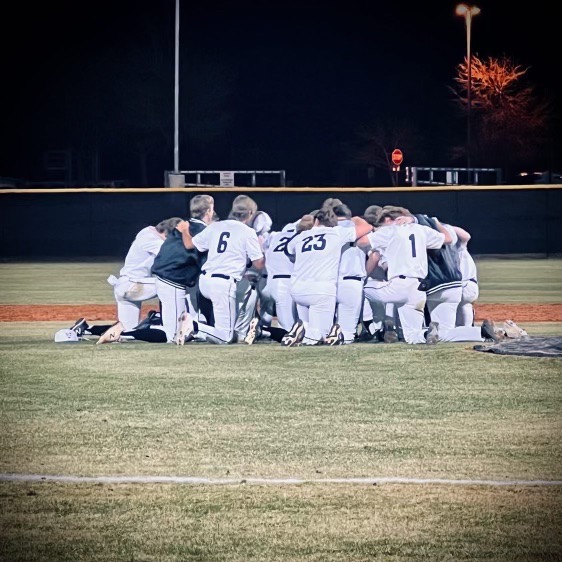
(188, 219, 207, 237)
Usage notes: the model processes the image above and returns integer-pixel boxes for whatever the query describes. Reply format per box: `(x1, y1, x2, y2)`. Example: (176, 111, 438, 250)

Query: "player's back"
(193, 220, 262, 279)
(288, 225, 355, 294)
(368, 223, 444, 280)
(265, 231, 295, 277)
(336, 221, 367, 278)
(120, 226, 164, 280)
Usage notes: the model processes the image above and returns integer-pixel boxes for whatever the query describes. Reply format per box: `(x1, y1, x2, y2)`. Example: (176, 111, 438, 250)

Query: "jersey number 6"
(217, 232, 230, 253)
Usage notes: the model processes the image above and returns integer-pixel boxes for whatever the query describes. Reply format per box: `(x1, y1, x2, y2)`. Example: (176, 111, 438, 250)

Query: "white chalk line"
(1, 473, 561, 486)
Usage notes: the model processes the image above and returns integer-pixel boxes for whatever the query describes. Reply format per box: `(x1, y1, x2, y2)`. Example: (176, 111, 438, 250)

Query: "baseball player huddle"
(66, 194, 527, 347)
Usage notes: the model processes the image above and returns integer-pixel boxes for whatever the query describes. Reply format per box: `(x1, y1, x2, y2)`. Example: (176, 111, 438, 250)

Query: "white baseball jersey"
(287, 225, 356, 295)
(281, 221, 298, 233)
(119, 226, 164, 281)
(251, 211, 273, 237)
(192, 220, 263, 280)
(367, 223, 444, 280)
(335, 221, 367, 278)
(264, 231, 295, 277)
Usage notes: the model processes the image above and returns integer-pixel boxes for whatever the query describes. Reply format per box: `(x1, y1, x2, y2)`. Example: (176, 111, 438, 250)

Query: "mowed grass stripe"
(1, 482, 560, 562)
(1, 323, 560, 481)
(0, 258, 561, 304)
(2, 473, 562, 486)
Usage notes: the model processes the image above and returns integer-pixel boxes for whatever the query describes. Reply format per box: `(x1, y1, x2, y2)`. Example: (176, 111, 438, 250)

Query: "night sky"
(1, 0, 559, 187)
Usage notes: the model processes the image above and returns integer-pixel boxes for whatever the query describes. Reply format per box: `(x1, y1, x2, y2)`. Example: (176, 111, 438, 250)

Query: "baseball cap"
(54, 329, 80, 343)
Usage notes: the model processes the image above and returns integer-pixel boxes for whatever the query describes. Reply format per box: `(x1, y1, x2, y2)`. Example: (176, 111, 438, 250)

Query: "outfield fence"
(1, 185, 560, 258)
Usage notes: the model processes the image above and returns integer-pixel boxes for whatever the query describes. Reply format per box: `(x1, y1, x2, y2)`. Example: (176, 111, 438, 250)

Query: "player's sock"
(121, 328, 167, 343)
(88, 325, 113, 336)
(266, 326, 288, 343)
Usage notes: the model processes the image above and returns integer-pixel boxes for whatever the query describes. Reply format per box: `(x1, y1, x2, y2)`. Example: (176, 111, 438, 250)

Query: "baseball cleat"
(383, 319, 399, 343)
(281, 320, 305, 347)
(503, 319, 528, 339)
(70, 317, 89, 337)
(175, 311, 194, 345)
(425, 321, 439, 345)
(325, 323, 344, 346)
(132, 310, 162, 331)
(354, 322, 374, 342)
(481, 319, 502, 343)
(96, 321, 124, 344)
(244, 317, 260, 345)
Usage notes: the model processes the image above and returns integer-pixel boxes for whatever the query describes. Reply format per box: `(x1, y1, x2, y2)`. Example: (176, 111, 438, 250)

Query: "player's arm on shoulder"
(452, 225, 471, 244)
(432, 218, 453, 245)
(394, 215, 416, 225)
(176, 220, 195, 249)
(356, 234, 371, 251)
(350, 216, 373, 240)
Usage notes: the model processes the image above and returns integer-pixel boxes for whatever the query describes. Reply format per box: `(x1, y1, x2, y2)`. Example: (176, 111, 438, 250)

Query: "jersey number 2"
(273, 236, 291, 253)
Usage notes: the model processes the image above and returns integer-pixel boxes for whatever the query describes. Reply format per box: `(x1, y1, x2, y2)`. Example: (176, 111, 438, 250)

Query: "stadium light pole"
(456, 3, 480, 185)
(173, 0, 180, 175)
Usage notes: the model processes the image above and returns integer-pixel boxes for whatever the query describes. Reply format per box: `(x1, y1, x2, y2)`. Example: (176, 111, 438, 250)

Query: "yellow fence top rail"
(1, 184, 562, 195)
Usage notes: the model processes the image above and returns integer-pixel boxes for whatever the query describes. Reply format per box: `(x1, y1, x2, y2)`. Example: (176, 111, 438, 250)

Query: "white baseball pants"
(197, 274, 237, 344)
(456, 280, 479, 327)
(233, 278, 259, 342)
(155, 278, 186, 342)
(110, 276, 158, 331)
(364, 277, 427, 344)
(336, 277, 364, 343)
(257, 274, 275, 327)
(427, 286, 483, 341)
(265, 276, 296, 331)
(291, 290, 336, 345)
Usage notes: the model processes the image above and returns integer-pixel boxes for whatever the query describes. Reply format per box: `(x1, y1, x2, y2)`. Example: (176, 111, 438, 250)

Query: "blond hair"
(189, 194, 214, 219)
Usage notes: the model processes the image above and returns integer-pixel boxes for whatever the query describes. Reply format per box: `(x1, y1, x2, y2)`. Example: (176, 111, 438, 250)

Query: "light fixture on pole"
(174, 0, 180, 175)
(456, 3, 480, 185)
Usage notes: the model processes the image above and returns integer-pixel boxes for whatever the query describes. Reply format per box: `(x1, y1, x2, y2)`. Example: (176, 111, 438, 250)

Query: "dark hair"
(363, 205, 382, 226)
(321, 197, 344, 209)
(376, 208, 410, 226)
(315, 208, 338, 227)
(382, 205, 412, 216)
(296, 214, 315, 232)
(332, 204, 352, 219)
(156, 217, 183, 235)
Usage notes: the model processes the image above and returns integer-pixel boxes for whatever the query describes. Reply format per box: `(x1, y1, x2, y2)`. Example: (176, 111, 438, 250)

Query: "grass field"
(0, 259, 561, 561)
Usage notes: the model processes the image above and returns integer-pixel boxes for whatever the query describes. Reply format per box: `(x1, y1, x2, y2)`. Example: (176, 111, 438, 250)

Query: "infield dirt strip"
(0, 303, 561, 322)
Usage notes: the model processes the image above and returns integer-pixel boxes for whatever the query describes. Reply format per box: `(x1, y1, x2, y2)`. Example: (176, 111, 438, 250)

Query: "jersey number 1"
(409, 233, 417, 257)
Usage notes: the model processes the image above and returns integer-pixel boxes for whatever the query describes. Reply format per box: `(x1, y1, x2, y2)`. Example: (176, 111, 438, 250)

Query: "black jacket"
(415, 214, 462, 294)
(151, 219, 207, 287)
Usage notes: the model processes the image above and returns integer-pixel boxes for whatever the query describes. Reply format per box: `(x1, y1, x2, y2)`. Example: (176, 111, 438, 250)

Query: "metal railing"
(165, 170, 286, 187)
(406, 167, 502, 186)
